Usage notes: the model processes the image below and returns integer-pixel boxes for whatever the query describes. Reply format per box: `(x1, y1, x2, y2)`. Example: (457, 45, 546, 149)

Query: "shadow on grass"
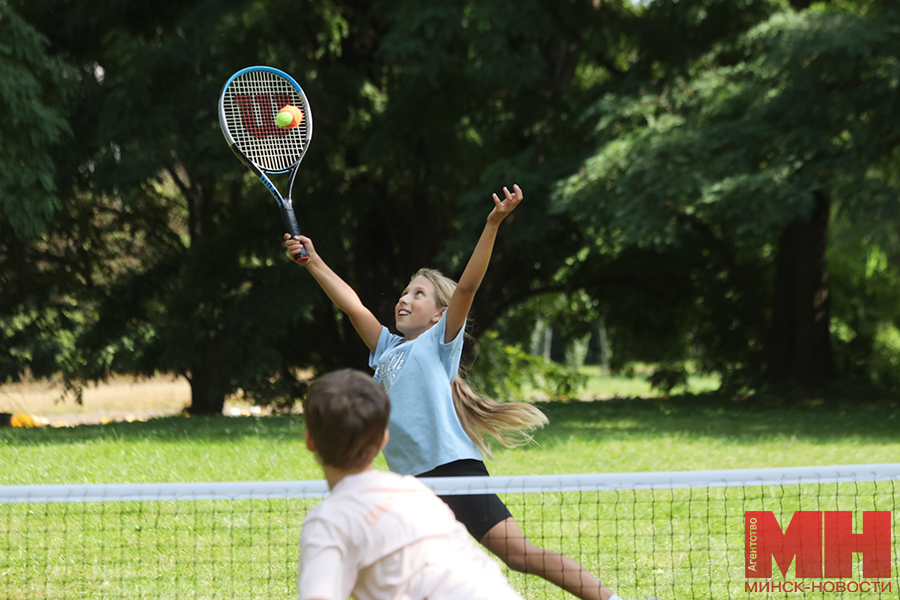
(0, 413, 307, 447)
(3, 389, 899, 448)
(537, 390, 900, 446)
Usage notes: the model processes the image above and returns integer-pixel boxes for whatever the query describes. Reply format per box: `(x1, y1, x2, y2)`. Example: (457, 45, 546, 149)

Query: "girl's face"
(395, 276, 445, 340)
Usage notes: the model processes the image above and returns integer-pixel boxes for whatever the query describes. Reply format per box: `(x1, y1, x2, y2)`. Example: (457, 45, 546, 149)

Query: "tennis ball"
(276, 105, 304, 129)
(275, 111, 293, 128)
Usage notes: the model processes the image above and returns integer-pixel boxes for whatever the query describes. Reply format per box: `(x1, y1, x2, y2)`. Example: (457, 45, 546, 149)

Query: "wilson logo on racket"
(233, 93, 293, 139)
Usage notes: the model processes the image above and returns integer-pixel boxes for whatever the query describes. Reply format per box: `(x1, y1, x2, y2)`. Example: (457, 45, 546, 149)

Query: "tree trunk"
(188, 336, 226, 415)
(182, 178, 227, 415)
(765, 191, 834, 385)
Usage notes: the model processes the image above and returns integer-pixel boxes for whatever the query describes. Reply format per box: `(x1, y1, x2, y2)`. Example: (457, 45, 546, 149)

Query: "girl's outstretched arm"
(284, 234, 382, 353)
(444, 184, 523, 343)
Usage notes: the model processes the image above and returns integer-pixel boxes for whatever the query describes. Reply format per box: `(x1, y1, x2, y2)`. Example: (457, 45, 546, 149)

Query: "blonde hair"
(411, 268, 549, 459)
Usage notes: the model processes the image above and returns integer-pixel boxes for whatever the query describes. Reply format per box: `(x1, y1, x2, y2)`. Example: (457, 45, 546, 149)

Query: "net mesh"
(220, 69, 310, 172)
(2, 464, 898, 599)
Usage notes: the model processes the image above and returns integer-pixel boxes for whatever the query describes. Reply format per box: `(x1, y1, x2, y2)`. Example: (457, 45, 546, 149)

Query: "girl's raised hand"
(284, 233, 316, 265)
(488, 184, 524, 226)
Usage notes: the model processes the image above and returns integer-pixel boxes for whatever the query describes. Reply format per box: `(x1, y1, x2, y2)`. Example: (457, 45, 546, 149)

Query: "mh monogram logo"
(745, 511, 892, 579)
(234, 93, 291, 139)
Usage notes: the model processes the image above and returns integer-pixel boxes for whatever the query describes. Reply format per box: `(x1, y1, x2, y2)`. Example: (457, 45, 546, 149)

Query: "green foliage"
(0, 2, 74, 237)
(554, 3, 900, 388)
(467, 331, 586, 402)
(6, 0, 633, 410)
(561, 7, 900, 241)
(829, 217, 900, 392)
(647, 363, 690, 395)
(0, 4, 81, 382)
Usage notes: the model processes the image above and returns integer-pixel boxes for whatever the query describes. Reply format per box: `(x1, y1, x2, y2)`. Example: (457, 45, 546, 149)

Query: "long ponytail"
(411, 268, 549, 459)
(451, 376, 548, 460)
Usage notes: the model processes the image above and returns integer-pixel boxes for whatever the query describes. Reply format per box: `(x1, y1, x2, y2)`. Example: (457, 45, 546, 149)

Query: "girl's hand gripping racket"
(218, 66, 313, 262)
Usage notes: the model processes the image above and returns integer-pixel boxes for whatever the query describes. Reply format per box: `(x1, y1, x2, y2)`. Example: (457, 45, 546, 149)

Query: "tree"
(8, 0, 647, 411)
(557, 3, 900, 387)
(0, 2, 76, 381)
(8, 0, 348, 411)
(11, 0, 898, 412)
(0, 2, 72, 237)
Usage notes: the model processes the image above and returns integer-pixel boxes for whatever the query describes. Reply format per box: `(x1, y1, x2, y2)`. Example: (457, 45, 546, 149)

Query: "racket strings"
(222, 70, 309, 172)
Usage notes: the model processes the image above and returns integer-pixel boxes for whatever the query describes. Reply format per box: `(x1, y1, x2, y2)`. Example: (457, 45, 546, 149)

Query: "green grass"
(575, 364, 722, 399)
(2, 391, 899, 599)
(0, 415, 322, 486)
(4, 393, 899, 485)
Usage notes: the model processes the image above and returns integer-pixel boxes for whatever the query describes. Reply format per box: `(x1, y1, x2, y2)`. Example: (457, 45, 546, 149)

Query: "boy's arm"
(444, 185, 523, 343)
(286, 234, 382, 353)
(298, 520, 356, 600)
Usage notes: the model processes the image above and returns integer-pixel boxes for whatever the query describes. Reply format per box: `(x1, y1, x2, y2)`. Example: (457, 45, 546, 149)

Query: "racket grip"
(282, 202, 309, 263)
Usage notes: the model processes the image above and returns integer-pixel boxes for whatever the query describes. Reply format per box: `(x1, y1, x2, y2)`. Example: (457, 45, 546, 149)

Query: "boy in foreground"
(298, 368, 524, 600)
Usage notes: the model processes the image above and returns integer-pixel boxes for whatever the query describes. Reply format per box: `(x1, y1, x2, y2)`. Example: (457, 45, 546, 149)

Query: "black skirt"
(416, 459, 513, 542)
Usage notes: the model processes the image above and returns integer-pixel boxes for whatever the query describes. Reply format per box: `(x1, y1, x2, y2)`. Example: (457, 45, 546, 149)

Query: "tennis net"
(2, 463, 898, 599)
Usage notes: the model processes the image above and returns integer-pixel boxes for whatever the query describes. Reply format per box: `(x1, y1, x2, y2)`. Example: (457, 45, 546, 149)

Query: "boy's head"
(303, 369, 390, 470)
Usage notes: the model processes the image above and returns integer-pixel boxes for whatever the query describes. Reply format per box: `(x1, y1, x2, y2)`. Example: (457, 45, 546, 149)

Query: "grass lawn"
(2, 378, 899, 599)
(3, 388, 898, 486)
(574, 364, 722, 400)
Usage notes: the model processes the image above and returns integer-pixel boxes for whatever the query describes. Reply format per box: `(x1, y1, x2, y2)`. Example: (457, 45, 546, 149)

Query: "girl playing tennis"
(285, 185, 634, 600)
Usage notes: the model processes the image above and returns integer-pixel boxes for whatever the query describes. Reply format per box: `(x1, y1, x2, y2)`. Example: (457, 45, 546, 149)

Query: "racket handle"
(282, 202, 309, 263)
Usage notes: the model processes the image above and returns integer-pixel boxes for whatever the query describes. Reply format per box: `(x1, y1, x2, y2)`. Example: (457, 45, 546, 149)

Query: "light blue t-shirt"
(369, 312, 483, 476)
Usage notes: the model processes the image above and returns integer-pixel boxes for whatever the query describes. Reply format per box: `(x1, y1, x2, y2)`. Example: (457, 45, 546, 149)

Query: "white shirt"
(298, 470, 523, 600)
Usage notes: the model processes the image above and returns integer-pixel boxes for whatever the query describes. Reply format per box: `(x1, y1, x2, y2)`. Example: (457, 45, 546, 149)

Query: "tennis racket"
(218, 66, 313, 262)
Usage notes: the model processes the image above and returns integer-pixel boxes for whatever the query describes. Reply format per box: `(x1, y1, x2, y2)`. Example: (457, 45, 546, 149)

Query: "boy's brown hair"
(303, 369, 391, 469)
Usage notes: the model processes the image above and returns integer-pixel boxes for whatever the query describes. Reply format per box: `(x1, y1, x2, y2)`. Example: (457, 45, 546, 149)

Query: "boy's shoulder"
(312, 470, 426, 511)
(316, 471, 443, 516)
(304, 470, 450, 539)
(331, 469, 427, 498)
